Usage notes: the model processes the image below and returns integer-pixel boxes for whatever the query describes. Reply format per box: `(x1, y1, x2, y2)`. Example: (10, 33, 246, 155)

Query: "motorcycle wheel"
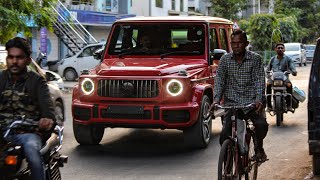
(275, 96, 283, 126)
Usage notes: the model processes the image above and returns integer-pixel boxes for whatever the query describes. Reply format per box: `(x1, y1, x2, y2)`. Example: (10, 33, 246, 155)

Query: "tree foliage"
(210, 0, 250, 20)
(276, 15, 299, 43)
(274, 0, 320, 43)
(0, 0, 55, 44)
(246, 14, 279, 51)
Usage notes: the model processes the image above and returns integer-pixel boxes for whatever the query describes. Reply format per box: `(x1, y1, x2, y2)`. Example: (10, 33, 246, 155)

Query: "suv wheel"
(73, 122, 104, 145)
(183, 95, 212, 149)
(64, 68, 78, 81)
(313, 153, 320, 175)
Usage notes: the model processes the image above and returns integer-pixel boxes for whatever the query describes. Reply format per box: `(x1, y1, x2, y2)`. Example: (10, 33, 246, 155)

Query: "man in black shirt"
(0, 37, 56, 180)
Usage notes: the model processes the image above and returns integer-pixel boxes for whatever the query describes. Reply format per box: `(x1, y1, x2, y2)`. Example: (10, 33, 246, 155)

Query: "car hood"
(93, 58, 207, 76)
(285, 51, 300, 56)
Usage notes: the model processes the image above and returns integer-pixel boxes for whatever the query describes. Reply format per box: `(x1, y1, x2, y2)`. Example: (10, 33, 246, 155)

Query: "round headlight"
(81, 78, 94, 95)
(166, 79, 183, 96)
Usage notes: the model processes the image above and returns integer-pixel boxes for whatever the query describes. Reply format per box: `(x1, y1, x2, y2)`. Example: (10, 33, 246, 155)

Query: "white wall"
(131, 0, 150, 16)
(131, 0, 188, 16)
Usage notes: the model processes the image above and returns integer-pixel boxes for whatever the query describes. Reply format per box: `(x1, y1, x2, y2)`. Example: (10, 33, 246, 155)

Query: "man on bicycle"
(210, 29, 269, 162)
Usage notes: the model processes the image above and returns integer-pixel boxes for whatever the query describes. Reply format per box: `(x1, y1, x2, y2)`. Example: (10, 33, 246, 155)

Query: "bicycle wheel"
(218, 139, 239, 180)
(243, 134, 258, 180)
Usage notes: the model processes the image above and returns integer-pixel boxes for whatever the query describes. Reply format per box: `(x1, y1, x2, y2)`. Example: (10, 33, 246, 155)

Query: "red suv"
(72, 16, 233, 148)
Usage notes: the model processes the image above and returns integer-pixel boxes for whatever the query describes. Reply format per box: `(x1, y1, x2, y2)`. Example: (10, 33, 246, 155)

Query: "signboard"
(40, 27, 47, 54)
(233, 21, 240, 29)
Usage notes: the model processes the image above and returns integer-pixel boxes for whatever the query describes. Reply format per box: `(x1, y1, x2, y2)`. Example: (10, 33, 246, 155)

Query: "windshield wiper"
(118, 49, 147, 58)
(160, 51, 201, 59)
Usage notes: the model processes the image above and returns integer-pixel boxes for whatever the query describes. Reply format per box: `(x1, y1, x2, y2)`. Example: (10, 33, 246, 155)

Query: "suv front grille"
(98, 79, 159, 98)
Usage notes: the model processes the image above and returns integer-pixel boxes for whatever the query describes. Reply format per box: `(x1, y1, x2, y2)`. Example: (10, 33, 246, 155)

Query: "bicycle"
(213, 103, 262, 180)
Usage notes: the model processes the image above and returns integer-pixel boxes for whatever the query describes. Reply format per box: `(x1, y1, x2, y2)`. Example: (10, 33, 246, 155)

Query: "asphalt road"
(59, 64, 316, 180)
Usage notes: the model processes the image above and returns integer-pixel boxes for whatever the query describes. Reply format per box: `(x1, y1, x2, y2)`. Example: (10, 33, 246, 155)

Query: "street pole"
(253, 0, 256, 14)
(269, 0, 274, 13)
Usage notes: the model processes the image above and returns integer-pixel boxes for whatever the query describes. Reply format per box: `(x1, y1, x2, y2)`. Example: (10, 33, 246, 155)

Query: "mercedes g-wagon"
(72, 16, 233, 148)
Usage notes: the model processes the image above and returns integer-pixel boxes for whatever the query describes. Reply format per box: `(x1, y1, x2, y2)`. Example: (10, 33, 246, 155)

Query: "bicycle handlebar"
(214, 103, 256, 110)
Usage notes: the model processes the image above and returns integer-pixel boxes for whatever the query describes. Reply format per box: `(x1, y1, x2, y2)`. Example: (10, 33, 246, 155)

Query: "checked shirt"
(213, 51, 265, 110)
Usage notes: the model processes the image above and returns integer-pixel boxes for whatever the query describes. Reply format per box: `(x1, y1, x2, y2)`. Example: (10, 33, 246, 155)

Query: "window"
(105, 0, 111, 11)
(210, 28, 218, 51)
(156, 0, 163, 8)
(108, 23, 206, 56)
(219, 28, 228, 50)
(172, 0, 175, 10)
(180, 0, 184, 11)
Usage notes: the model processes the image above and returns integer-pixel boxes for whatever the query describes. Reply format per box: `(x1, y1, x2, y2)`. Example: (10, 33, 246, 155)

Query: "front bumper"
(72, 100, 200, 129)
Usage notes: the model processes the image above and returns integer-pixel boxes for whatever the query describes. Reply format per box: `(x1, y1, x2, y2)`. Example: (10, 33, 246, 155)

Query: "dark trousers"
(266, 80, 293, 108)
(219, 109, 269, 150)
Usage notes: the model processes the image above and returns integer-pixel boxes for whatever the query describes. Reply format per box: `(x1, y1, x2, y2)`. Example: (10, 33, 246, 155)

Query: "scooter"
(0, 117, 68, 180)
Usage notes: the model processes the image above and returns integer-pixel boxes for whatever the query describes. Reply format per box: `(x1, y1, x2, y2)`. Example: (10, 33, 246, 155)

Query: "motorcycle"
(266, 71, 300, 126)
(0, 116, 68, 180)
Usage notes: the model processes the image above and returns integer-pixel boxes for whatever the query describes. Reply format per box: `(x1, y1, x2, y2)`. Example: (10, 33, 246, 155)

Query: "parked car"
(72, 16, 234, 148)
(0, 49, 65, 127)
(284, 42, 307, 66)
(308, 38, 320, 175)
(43, 69, 65, 90)
(57, 42, 105, 81)
(0, 46, 6, 69)
(305, 44, 316, 62)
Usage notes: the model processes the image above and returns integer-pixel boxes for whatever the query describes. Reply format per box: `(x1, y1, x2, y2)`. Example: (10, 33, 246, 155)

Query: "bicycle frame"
(216, 104, 258, 180)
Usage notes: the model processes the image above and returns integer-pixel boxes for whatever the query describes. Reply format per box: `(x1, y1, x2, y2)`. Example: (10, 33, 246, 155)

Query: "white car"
(57, 42, 105, 81)
(0, 48, 65, 127)
(284, 42, 307, 66)
(305, 44, 316, 62)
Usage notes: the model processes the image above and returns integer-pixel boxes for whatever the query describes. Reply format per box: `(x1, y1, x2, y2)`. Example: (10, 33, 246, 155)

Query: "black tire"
(275, 96, 283, 126)
(64, 68, 78, 81)
(73, 122, 104, 145)
(304, 62, 307, 66)
(313, 153, 320, 175)
(243, 134, 258, 180)
(218, 139, 238, 180)
(299, 62, 302, 67)
(54, 101, 64, 128)
(183, 95, 212, 149)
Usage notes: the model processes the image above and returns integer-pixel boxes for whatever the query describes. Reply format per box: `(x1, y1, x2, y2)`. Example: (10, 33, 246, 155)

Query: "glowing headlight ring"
(166, 79, 183, 96)
(81, 78, 94, 95)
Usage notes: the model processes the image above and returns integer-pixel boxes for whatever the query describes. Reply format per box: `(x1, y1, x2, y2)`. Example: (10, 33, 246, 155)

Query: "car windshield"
(108, 23, 206, 56)
(306, 45, 315, 51)
(285, 44, 300, 51)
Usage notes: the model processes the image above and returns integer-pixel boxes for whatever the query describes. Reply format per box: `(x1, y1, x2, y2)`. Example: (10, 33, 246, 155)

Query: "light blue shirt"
(267, 55, 297, 74)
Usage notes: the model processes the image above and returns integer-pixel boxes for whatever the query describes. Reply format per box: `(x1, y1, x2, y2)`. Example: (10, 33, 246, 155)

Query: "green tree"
(274, 0, 320, 43)
(0, 0, 55, 44)
(246, 14, 279, 51)
(210, 0, 250, 20)
(276, 15, 299, 43)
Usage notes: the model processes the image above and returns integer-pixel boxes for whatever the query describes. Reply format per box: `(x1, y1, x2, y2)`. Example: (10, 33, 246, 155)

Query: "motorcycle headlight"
(81, 78, 94, 95)
(273, 80, 283, 86)
(166, 79, 183, 96)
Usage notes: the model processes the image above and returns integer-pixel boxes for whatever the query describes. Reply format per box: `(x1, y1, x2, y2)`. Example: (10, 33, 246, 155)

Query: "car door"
(76, 45, 103, 75)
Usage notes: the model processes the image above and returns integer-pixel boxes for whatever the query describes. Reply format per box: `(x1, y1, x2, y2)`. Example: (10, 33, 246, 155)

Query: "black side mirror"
(93, 48, 104, 60)
(45, 72, 57, 81)
(210, 49, 227, 61)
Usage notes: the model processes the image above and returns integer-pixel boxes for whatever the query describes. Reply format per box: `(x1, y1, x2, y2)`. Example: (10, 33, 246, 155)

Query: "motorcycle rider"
(0, 37, 56, 180)
(266, 42, 297, 112)
(210, 29, 269, 162)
